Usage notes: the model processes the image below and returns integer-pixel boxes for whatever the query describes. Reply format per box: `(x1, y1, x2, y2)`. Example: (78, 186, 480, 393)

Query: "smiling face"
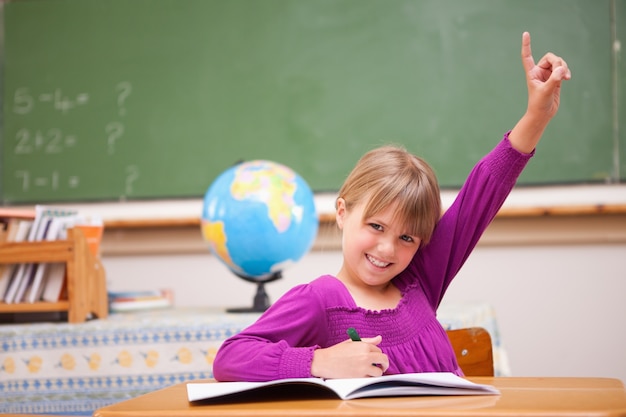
(333, 145, 441, 305)
(335, 197, 421, 292)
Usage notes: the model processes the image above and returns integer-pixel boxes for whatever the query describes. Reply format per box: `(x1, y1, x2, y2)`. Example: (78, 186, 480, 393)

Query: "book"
(0, 221, 11, 298)
(3, 219, 34, 303)
(186, 372, 500, 402)
(108, 289, 173, 312)
(41, 263, 67, 302)
(6, 206, 80, 303)
(109, 297, 172, 312)
(0, 222, 13, 299)
(39, 213, 103, 303)
(40, 216, 81, 303)
(17, 216, 55, 303)
(5, 217, 26, 242)
(25, 217, 63, 303)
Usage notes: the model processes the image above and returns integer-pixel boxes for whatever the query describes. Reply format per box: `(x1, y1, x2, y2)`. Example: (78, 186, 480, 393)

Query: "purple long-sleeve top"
(213, 132, 533, 382)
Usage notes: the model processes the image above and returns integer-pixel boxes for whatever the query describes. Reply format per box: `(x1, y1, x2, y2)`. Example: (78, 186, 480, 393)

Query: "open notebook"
(187, 372, 499, 402)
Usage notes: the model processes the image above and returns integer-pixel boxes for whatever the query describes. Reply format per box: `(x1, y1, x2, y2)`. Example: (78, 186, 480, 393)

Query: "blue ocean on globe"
(201, 160, 319, 280)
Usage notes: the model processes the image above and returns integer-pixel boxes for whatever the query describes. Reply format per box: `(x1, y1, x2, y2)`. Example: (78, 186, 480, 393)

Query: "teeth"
(367, 254, 389, 268)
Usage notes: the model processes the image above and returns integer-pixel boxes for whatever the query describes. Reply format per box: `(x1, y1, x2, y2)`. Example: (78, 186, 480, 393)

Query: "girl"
(213, 32, 571, 381)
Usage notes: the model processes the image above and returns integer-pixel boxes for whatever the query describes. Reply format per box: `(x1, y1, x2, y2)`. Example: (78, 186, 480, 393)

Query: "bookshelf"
(0, 227, 108, 323)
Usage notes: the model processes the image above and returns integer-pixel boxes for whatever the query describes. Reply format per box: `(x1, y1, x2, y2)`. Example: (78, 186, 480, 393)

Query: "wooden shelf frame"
(0, 227, 108, 323)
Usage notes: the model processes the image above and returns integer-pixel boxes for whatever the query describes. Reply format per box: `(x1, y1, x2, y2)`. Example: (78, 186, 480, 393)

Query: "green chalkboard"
(2, 0, 623, 204)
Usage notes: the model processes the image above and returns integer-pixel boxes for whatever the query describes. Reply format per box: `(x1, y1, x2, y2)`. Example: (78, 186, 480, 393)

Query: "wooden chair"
(446, 327, 494, 376)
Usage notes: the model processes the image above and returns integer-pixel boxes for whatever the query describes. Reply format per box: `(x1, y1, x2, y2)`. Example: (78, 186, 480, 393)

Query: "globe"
(201, 160, 319, 312)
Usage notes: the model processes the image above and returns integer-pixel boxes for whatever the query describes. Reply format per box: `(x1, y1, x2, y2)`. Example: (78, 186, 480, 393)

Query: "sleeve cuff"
(484, 131, 534, 187)
(278, 346, 319, 379)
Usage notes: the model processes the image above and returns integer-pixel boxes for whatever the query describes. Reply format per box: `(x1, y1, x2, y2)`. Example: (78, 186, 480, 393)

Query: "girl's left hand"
(521, 31, 572, 121)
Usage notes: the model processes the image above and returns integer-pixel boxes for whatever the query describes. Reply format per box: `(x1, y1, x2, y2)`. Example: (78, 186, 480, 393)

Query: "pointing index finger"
(520, 31, 535, 74)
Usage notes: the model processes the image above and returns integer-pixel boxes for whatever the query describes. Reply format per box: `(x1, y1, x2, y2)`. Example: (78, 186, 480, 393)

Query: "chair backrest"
(446, 327, 494, 376)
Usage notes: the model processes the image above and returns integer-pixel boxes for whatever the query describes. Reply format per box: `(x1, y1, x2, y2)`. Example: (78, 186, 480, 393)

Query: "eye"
(369, 223, 383, 231)
(400, 234, 415, 243)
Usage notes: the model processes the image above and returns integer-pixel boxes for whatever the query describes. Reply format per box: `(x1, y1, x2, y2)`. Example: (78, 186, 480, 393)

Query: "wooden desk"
(94, 377, 626, 417)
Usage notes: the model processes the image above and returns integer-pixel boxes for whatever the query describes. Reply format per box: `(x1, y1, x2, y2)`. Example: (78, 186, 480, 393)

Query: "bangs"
(338, 144, 442, 245)
(362, 166, 441, 244)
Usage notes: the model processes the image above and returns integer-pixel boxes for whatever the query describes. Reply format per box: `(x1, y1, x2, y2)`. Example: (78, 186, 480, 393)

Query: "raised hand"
(510, 32, 572, 153)
(521, 31, 572, 121)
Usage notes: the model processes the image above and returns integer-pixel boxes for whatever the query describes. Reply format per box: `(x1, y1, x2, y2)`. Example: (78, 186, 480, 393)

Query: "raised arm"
(509, 31, 571, 153)
(408, 33, 572, 308)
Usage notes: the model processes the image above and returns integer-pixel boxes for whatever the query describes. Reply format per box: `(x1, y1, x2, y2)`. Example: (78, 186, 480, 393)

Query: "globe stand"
(227, 271, 283, 313)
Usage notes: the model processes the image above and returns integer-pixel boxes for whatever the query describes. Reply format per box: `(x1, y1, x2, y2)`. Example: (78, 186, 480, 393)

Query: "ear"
(335, 197, 346, 229)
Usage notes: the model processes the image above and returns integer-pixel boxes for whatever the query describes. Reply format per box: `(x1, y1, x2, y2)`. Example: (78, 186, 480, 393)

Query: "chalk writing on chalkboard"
(14, 128, 78, 155)
(6, 81, 138, 201)
(13, 88, 90, 115)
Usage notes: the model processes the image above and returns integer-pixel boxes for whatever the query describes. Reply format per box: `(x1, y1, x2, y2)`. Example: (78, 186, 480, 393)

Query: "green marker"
(348, 327, 382, 369)
(347, 327, 361, 342)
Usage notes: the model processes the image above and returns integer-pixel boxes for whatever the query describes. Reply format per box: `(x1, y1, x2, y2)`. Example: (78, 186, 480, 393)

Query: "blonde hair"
(337, 145, 441, 244)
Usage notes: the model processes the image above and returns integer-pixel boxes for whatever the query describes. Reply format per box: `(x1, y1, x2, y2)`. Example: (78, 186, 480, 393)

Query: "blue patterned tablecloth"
(0, 303, 508, 415)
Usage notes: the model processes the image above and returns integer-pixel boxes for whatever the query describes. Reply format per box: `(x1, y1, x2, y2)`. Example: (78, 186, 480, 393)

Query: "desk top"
(94, 377, 626, 417)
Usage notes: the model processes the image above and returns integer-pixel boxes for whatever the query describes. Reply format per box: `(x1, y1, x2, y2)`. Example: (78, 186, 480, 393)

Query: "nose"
(376, 236, 396, 259)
